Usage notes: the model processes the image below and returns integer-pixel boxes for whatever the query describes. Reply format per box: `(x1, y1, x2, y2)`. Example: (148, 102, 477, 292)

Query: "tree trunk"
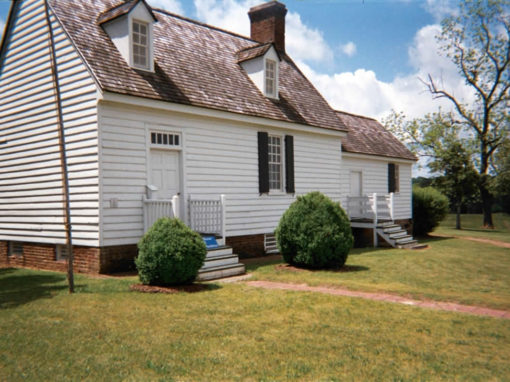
(456, 202, 461, 230)
(480, 183, 494, 229)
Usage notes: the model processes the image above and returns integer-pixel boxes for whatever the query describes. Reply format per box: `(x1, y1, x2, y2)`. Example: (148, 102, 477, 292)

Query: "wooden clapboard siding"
(341, 156, 412, 219)
(98, 102, 344, 245)
(0, 0, 99, 246)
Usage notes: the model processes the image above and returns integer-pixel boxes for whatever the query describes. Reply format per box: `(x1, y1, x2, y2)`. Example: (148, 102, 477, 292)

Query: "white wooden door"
(350, 171, 362, 197)
(350, 171, 363, 217)
(150, 150, 180, 199)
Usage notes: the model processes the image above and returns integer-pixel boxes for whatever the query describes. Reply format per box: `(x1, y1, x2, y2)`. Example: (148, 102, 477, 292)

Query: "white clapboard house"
(0, 0, 417, 277)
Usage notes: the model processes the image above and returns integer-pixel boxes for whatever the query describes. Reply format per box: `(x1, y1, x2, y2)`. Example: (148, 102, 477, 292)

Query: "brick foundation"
(226, 234, 265, 258)
(0, 241, 138, 274)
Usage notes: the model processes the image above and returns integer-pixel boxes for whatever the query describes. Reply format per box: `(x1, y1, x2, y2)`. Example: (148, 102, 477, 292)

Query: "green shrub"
(413, 186, 449, 236)
(136, 218, 207, 285)
(275, 191, 353, 269)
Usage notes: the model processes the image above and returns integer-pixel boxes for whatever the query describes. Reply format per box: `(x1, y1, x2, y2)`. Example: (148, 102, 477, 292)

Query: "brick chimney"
(248, 1, 287, 53)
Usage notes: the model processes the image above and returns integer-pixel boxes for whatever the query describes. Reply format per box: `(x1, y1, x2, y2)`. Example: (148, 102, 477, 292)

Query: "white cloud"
(285, 12, 332, 63)
(193, 0, 332, 63)
(147, 0, 184, 15)
(340, 41, 356, 57)
(298, 23, 475, 121)
(424, 0, 458, 22)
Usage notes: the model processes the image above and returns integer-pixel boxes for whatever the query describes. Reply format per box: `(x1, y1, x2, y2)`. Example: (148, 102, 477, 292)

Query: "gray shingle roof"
(49, 0, 347, 133)
(337, 111, 417, 161)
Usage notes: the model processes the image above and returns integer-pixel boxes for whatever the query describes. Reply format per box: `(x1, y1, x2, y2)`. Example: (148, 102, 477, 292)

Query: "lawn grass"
(249, 237, 510, 310)
(1, 267, 509, 381)
(434, 212, 510, 243)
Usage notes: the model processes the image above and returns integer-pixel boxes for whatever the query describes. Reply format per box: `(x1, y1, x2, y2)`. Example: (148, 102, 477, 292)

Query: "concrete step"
(197, 263, 246, 281)
(265, 248, 279, 254)
(202, 254, 240, 268)
(206, 246, 233, 258)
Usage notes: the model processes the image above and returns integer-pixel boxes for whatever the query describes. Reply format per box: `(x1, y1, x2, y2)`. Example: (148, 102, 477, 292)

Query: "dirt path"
(245, 280, 510, 319)
(431, 234, 510, 248)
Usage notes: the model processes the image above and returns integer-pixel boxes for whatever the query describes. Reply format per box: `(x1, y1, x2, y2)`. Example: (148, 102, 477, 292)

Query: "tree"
(384, 111, 479, 229)
(424, 0, 510, 228)
(492, 138, 510, 212)
(429, 142, 479, 229)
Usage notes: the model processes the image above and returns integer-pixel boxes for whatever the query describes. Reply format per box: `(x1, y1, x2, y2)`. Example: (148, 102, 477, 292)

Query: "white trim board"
(342, 152, 416, 164)
(99, 92, 348, 138)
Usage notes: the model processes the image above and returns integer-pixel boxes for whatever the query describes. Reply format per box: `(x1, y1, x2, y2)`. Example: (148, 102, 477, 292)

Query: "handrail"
(188, 194, 226, 244)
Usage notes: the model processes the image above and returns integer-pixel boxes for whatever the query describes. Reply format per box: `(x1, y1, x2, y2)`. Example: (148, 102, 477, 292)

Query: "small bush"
(275, 191, 353, 269)
(413, 186, 449, 236)
(136, 218, 206, 285)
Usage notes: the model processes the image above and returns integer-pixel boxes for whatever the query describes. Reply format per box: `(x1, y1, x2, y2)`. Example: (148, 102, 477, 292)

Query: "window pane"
(268, 135, 282, 191)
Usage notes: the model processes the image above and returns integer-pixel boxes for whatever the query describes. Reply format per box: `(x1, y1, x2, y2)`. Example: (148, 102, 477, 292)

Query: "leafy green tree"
(430, 142, 479, 229)
(492, 138, 510, 212)
(423, 0, 510, 228)
(385, 111, 479, 229)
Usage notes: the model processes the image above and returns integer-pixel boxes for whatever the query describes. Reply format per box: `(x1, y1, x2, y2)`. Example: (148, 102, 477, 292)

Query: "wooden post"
(389, 192, 394, 221)
(373, 193, 378, 247)
(172, 194, 180, 219)
(220, 194, 226, 246)
(142, 195, 148, 232)
(45, 0, 74, 293)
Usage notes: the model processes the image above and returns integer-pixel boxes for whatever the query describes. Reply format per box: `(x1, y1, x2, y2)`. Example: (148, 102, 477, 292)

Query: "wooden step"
(206, 246, 233, 258)
(389, 231, 408, 239)
(202, 254, 240, 268)
(196, 263, 246, 281)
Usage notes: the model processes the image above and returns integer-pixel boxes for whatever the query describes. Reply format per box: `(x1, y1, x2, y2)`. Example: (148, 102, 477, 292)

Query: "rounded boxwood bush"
(136, 217, 207, 285)
(413, 186, 449, 236)
(275, 191, 353, 269)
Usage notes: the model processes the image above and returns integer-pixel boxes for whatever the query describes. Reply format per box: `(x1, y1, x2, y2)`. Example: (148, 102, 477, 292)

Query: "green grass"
(434, 212, 510, 243)
(249, 237, 510, 310)
(1, 267, 509, 381)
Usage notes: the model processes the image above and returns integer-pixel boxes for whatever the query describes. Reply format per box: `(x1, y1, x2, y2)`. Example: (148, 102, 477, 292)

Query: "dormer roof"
(44, 0, 347, 133)
(97, 0, 157, 25)
(237, 43, 280, 63)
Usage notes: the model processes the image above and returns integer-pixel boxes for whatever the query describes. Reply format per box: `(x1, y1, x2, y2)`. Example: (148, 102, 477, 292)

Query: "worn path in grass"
(245, 280, 510, 319)
(430, 234, 510, 248)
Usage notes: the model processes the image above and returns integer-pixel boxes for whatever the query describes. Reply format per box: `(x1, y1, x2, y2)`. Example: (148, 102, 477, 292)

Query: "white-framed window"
(265, 59, 277, 98)
(55, 245, 69, 261)
(150, 131, 181, 149)
(268, 135, 283, 191)
(8, 242, 23, 257)
(132, 20, 149, 69)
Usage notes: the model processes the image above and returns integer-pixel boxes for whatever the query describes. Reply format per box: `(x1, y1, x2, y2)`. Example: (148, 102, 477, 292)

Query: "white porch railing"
(143, 194, 180, 232)
(347, 192, 394, 222)
(188, 194, 226, 244)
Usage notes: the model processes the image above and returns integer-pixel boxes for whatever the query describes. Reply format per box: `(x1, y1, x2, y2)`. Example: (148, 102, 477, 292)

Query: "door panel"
(150, 150, 180, 199)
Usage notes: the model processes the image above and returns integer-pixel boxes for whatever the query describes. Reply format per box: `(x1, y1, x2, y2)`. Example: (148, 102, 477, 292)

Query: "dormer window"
(132, 20, 149, 69)
(265, 59, 277, 97)
(99, 0, 157, 72)
(238, 43, 280, 100)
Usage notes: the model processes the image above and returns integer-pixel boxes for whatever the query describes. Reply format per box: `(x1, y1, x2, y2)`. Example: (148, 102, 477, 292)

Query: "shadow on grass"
(275, 263, 369, 273)
(130, 282, 221, 294)
(0, 269, 67, 309)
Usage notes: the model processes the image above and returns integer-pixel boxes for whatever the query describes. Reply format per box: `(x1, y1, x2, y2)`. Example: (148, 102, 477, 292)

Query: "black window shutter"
(258, 132, 269, 194)
(388, 163, 396, 193)
(285, 135, 295, 193)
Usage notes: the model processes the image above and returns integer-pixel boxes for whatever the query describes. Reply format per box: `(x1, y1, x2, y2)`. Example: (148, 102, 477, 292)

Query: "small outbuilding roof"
(337, 111, 417, 161)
